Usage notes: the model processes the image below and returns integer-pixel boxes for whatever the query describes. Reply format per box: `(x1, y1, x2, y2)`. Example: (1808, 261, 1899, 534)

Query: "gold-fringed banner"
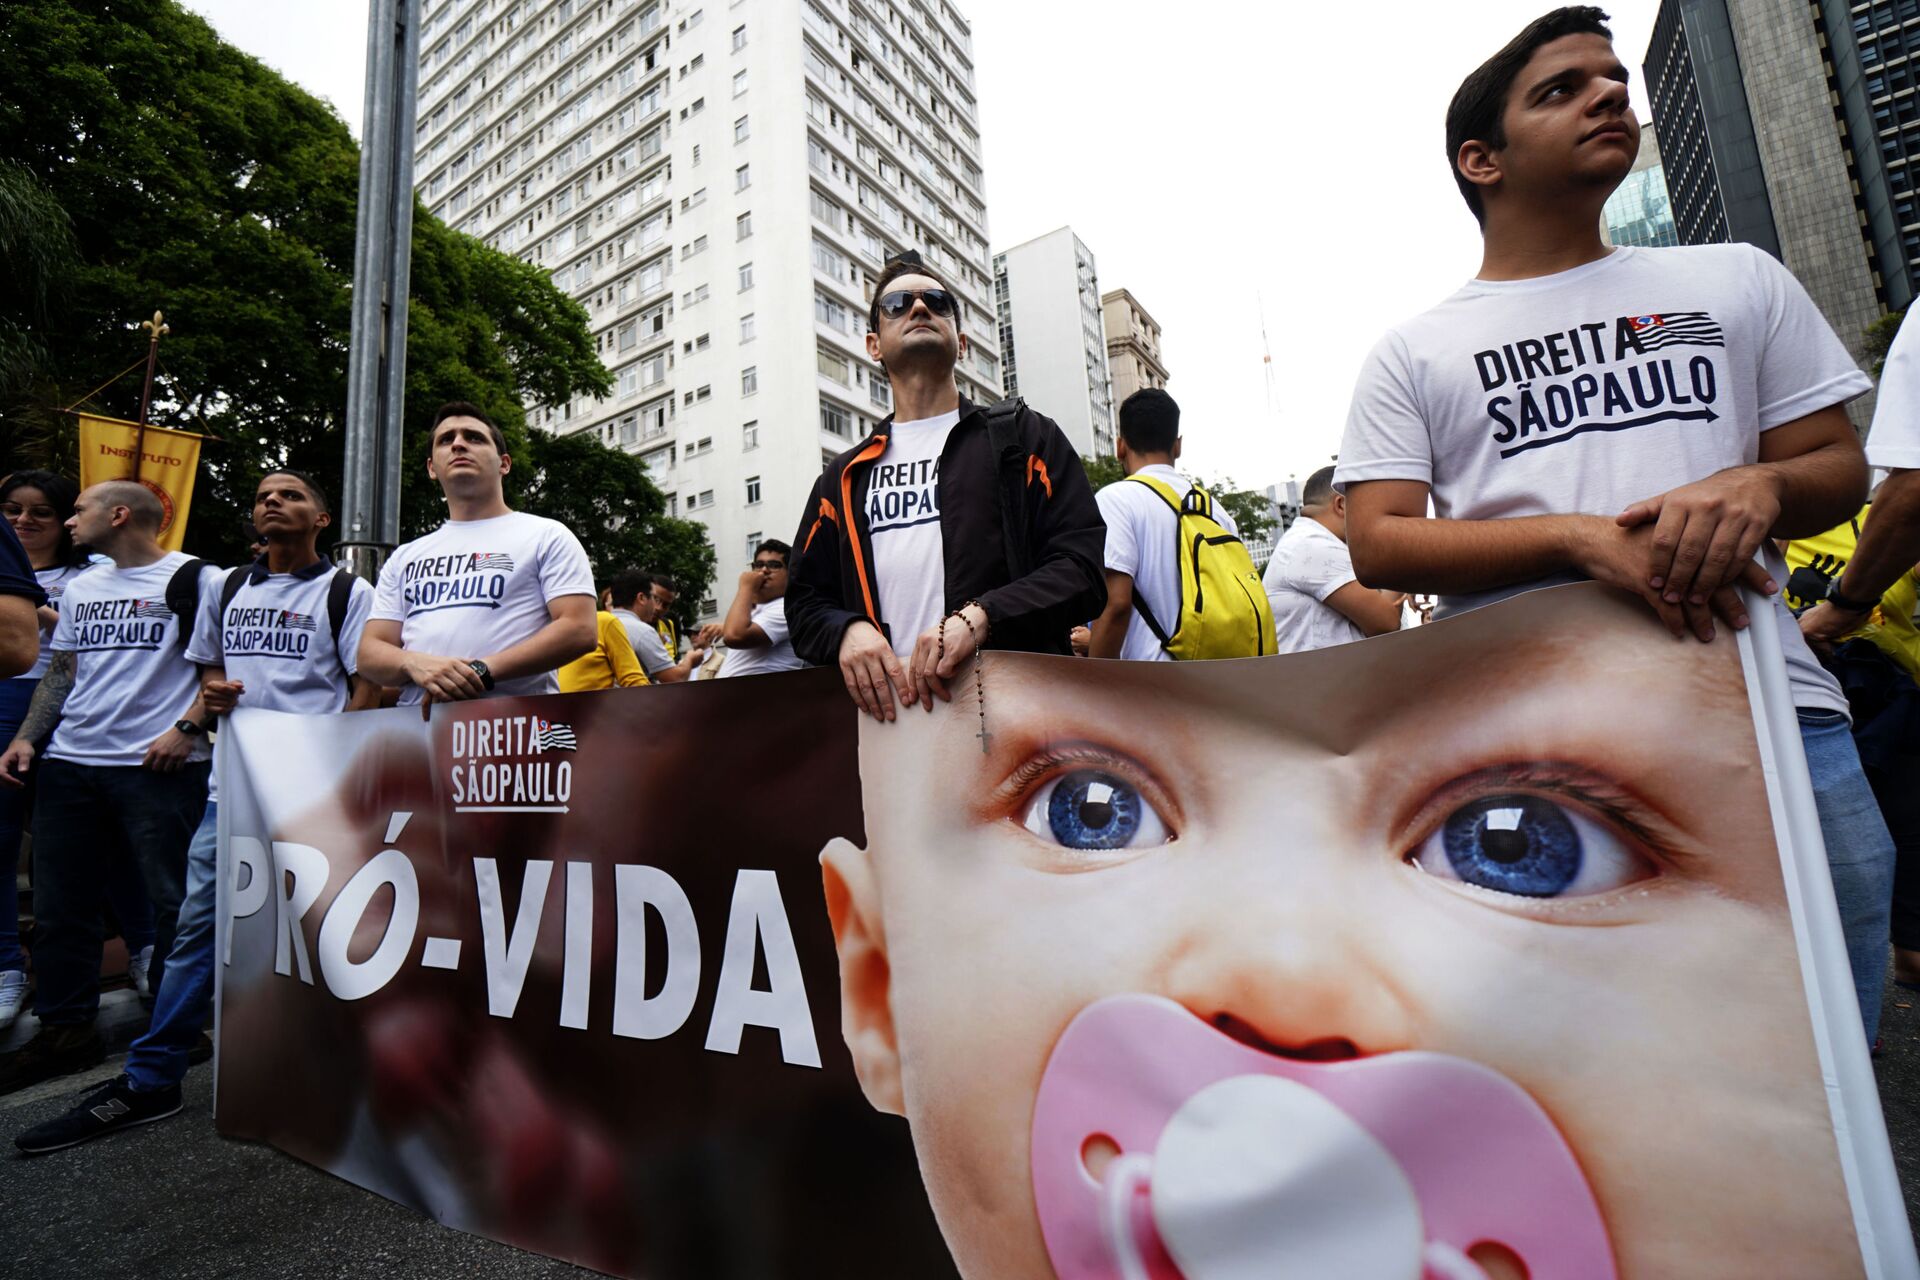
(76, 413, 204, 551)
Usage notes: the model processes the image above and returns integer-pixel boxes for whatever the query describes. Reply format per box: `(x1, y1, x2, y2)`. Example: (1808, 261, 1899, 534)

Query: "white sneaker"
(129, 945, 155, 999)
(0, 969, 25, 1029)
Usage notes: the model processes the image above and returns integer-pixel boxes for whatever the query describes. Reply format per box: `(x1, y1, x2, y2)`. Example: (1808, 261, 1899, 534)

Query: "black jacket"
(786, 396, 1107, 663)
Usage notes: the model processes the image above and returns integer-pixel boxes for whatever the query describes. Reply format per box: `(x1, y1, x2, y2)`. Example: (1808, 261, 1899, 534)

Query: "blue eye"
(1021, 768, 1170, 852)
(1412, 793, 1651, 899)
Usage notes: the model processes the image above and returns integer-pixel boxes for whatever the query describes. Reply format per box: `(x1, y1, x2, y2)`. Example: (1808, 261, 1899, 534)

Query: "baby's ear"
(819, 837, 903, 1116)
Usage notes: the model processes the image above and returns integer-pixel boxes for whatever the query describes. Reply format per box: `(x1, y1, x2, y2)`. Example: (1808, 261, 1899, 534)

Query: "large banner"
(215, 584, 1918, 1279)
(76, 413, 204, 551)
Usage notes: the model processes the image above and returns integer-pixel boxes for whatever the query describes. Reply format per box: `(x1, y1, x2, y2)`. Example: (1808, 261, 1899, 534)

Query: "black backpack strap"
(984, 398, 1032, 581)
(327, 568, 356, 679)
(165, 558, 207, 647)
(218, 565, 250, 623)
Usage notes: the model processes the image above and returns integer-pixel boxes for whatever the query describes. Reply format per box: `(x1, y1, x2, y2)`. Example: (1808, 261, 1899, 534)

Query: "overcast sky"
(182, 0, 1658, 491)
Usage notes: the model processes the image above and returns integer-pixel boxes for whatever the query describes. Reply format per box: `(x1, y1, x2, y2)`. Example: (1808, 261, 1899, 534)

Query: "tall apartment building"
(1100, 288, 1168, 408)
(992, 226, 1114, 456)
(1644, 0, 1890, 408)
(1601, 124, 1679, 248)
(413, 0, 1001, 618)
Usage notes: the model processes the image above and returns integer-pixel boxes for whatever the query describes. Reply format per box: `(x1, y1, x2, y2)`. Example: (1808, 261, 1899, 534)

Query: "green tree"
(518, 429, 717, 628)
(0, 1, 706, 601)
(1079, 454, 1278, 546)
(0, 159, 78, 400)
(1864, 310, 1906, 379)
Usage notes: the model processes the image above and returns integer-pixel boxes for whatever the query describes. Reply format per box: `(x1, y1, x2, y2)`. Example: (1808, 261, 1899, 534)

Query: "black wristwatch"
(1824, 576, 1878, 614)
(174, 718, 206, 737)
(468, 659, 496, 691)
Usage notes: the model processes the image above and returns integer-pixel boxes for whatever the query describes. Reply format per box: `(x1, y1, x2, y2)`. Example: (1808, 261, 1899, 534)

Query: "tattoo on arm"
(14, 651, 75, 746)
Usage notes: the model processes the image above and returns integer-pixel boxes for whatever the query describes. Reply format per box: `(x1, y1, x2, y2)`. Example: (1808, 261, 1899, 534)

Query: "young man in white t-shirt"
(717, 539, 806, 678)
(1336, 7, 1893, 1041)
(359, 402, 597, 705)
(1264, 466, 1407, 654)
(0, 481, 221, 1093)
(786, 251, 1106, 719)
(1088, 389, 1241, 660)
(16, 470, 382, 1152)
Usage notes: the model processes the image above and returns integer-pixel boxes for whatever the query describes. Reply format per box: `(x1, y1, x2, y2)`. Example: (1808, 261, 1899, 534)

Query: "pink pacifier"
(1030, 995, 1615, 1280)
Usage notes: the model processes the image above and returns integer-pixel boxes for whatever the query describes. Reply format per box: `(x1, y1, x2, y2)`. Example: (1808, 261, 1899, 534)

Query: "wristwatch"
(174, 719, 206, 737)
(468, 659, 497, 691)
(1824, 576, 1878, 614)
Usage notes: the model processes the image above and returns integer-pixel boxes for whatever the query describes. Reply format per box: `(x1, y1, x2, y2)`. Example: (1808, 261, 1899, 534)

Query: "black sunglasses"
(877, 288, 956, 320)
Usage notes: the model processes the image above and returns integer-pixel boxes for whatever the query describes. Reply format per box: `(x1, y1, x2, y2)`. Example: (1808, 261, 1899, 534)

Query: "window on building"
(739, 312, 756, 342)
(733, 69, 748, 97)
(820, 401, 852, 437)
(743, 420, 759, 450)
(741, 366, 758, 395)
(734, 115, 750, 143)
(731, 24, 747, 51)
(735, 163, 751, 191)
(815, 291, 851, 332)
(738, 261, 755, 291)
(745, 475, 761, 504)
(696, 490, 715, 508)
(736, 211, 753, 240)
(817, 348, 851, 385)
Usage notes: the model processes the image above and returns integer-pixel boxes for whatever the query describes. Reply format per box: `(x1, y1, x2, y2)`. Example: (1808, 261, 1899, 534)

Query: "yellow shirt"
(557, 612, 651, 692)
(1782, 503, 1920, 681)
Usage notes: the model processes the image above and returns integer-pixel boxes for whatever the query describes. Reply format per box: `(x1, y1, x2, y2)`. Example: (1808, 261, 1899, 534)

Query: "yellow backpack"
(1124, 474, 1277, 660)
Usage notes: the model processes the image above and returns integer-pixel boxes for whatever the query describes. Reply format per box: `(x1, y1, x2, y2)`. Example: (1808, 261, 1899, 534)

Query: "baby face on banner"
(822, 584, 1860, 1280)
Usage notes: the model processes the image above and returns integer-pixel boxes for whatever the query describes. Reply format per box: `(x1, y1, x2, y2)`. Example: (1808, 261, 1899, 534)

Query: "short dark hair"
(646, 571, 677, 596)
(0, 469, 85, 567)
(1118, 388, 1180, 454)
(430, 401, 508, 454)
(1301, 465, 1338, 508)
(754, 538, 791, 562)
(258, 469, 331, 515)
(867, 252, 960, 336)
(609, 567, 653, 607)
(1445, 6, 1613, 224)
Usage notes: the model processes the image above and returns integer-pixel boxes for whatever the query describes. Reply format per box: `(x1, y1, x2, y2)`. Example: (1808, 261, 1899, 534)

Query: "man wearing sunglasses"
(787, 252, 1106, 720)
(716, 539, 805, 679)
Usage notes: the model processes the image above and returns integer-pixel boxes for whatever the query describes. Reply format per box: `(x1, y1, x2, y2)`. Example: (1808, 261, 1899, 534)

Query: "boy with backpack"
(786, 251, 1107, 718)
(0, 481, 224, 1093)
(14, 470, 380, 1148)
(1088, 389, 1275, 660)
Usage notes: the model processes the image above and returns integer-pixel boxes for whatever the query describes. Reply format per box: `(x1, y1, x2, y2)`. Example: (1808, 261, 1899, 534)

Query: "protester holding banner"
(0, 481, 221, 1092)
(358, 403, 597, 705)
(1335, 6, 1895, 1042)
(1263, 465, 1408, 653)
(13, 470, 380, 1151)
(1087, 389, 1275, 661)
(715, 540, 806, 679)
(788, 250, 1106, 718)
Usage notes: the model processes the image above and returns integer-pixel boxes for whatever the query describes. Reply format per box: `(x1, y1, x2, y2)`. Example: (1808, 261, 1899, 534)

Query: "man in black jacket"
(789, 252, 1105, 719)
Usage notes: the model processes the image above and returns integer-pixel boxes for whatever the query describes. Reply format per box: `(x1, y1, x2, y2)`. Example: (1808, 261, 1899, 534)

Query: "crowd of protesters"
(0, 4, 1917, 1170)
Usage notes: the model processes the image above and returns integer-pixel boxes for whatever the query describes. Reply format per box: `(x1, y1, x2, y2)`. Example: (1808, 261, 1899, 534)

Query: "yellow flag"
(76, 414, 206, 552)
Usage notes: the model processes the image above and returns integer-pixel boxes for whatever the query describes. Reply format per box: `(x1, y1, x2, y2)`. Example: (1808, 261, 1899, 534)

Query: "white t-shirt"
(717, 597, 806, 678)
(1337, 243, 1868, 715)
(19, 559, 102, 682)
(869, 408, 959, 657)
(1867, 313, 1920, 471)
(1263, 517, 1366, 654)
(1095, 465, 1240, 661)
(189, 561, 375, 800)
(48, 552, 222, 767)
(371, 511, 595, 704)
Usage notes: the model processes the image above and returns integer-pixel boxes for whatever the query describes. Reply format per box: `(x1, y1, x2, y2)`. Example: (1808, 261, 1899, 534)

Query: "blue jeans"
(28, 758, 208, 1026)
(0, 678, 32, 972)
(1801, 710, 1897, 1043)
(126, 801, 216, 1092)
